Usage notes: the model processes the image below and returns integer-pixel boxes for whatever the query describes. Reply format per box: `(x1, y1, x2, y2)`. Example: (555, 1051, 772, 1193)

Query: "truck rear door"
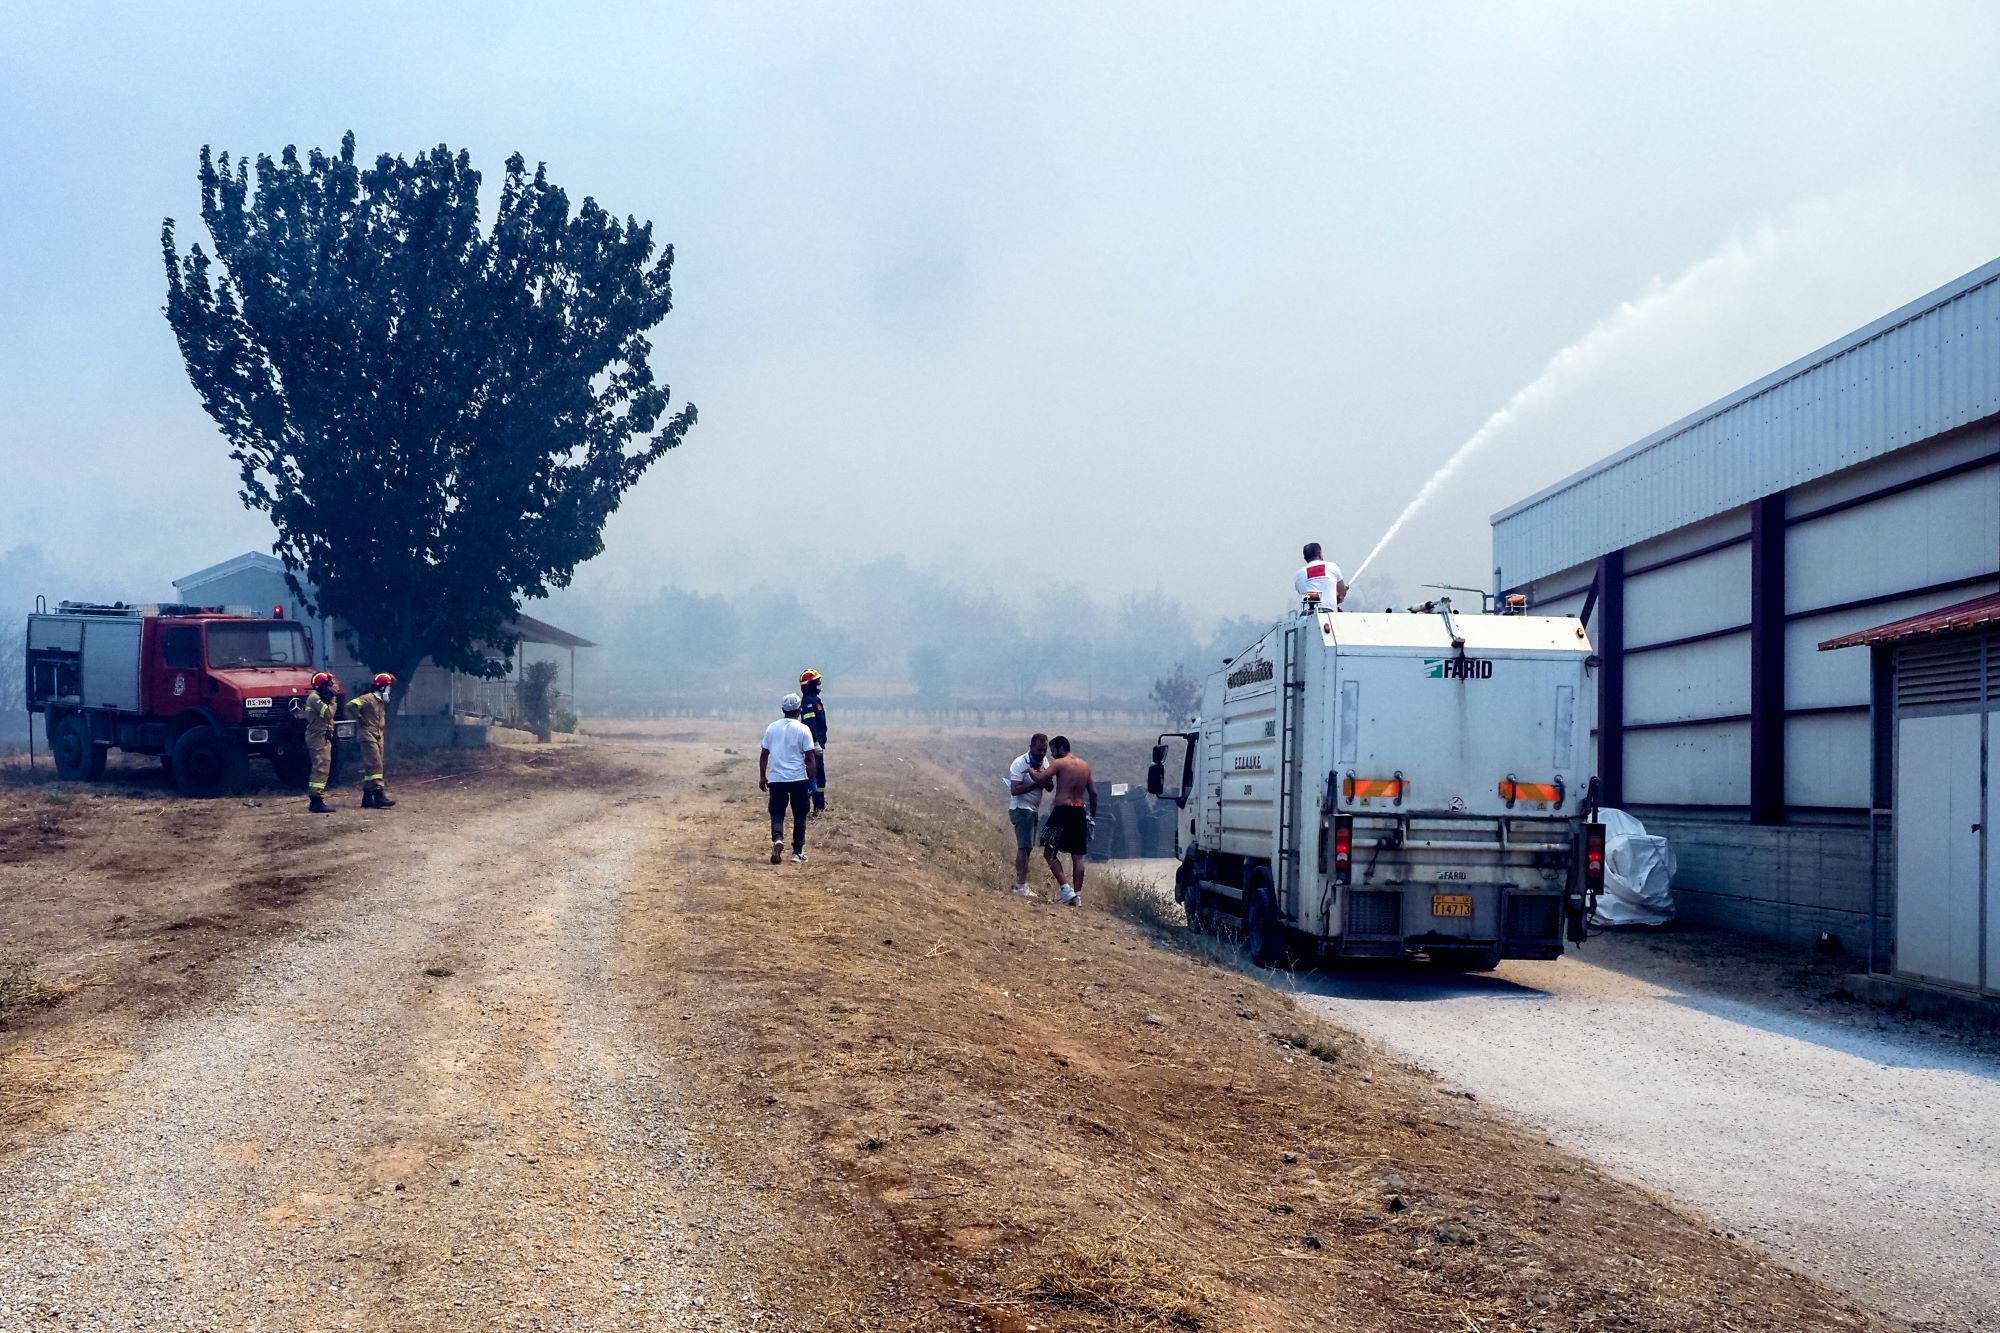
(1327, 615, 1592, 821)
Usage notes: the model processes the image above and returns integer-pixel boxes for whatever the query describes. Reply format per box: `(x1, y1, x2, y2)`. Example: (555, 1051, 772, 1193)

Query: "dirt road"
(0, 733, 1896, 1331)
(1288, 941, 2000, 1332)
(1, 753, 800, 1330)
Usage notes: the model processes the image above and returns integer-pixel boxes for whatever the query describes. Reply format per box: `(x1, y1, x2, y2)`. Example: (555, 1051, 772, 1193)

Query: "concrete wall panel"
(1623, 722, 1750, 806)
(1638, 814, 1875, 950)
(1786, 467, 2000, 613)
(1624, 633, 1750, 724)
(1784, 712, 1870, 809)
(1624, 543, 1751, 645)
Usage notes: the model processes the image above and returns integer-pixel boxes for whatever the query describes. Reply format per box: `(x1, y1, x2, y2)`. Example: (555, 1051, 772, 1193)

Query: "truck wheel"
(52, 714, 106, 782)
(1427, 945, 1503, 973)
(1177, 864, 1212, 936)
(271, 748, 311, 789)
(171, 726, 246, 798)
(1245, 885, 1286, 969)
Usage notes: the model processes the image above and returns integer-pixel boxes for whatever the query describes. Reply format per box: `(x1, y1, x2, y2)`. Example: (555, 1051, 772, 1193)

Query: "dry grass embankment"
(624, 739, 1891, 1333)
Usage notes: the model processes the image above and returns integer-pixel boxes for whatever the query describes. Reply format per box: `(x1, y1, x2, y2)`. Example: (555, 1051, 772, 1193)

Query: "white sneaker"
(791, 852, 808, 864)
(1057, 885, 1079, 906)
(1011, 884, 1037, 898)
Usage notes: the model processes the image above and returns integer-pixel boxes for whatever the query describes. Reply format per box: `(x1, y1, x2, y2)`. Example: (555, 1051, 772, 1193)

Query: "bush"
(552, 707, 579, 735)
(516, 660, 561, 740)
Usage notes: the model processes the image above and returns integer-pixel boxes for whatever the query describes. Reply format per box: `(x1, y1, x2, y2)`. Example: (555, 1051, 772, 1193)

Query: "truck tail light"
(1333, 815, 1353, 884)
(1583, 822, 1605, 893)
(1567, 821, 1607, 947)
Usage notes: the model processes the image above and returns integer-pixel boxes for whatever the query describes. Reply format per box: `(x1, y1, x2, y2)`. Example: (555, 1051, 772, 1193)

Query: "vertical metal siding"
(1494, 262, 2000, 585)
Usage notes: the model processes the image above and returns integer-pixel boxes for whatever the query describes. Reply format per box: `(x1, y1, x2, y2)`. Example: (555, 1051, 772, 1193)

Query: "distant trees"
(1149, 664, 1199, 725)
(162, 133, 694, 706)
(554, 560, 1425, 715)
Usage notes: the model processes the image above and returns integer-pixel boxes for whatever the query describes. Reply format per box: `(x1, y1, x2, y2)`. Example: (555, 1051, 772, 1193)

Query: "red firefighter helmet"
(311, 672, 335, 689)
(799, 669, 823, 688)
(372, 672, 396, 689)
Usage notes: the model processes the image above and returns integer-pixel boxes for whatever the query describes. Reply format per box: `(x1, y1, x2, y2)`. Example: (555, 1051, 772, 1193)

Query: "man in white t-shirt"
(1293, 541, 1348, 610)
(1004, 733, 1052, 897)
(759, 693, 823, 864)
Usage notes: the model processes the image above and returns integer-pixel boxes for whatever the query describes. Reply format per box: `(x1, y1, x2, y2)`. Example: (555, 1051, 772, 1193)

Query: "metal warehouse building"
(1492, 256, 2000, 988)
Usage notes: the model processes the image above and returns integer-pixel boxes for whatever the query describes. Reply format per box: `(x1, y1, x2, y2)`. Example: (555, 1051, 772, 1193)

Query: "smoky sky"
(3, 2, 1999, 623)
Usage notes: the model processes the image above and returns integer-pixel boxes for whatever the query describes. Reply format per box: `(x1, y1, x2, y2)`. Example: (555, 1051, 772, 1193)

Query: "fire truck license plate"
(1431, 894, 1473, 918)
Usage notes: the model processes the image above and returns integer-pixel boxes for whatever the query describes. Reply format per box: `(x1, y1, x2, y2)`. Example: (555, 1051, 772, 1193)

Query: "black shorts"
(1040, 804, 1089, 855)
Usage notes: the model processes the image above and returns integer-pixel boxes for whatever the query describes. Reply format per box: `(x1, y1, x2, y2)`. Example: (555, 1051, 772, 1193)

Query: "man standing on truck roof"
(1294, 542, 1349, 610)
(759, 692, 822, 864)
(1038, 736, 1096, 907)
(1005, 732, 1052, 898)
(798, 669, 829, 815)
(347, 672, 396, 810)
(304, 672, 339, 814)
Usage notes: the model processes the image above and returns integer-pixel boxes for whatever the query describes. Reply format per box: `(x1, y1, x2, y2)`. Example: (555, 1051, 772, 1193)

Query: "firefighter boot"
(308, 792, 332, 814)
(360, 789, 377, 809)
(375, 789, 395, 809)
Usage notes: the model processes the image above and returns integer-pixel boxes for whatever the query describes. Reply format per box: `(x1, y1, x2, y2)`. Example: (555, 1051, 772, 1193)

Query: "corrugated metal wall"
(1494, 258, 2000, 586)
(1526, 432, 2000, 816)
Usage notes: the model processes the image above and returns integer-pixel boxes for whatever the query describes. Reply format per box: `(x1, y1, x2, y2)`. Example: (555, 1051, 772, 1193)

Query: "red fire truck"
(25, 600, 354, 796)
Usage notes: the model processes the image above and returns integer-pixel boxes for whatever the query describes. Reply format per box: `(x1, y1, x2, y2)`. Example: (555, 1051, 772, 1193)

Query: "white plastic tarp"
(1593, 807, 1676, 927)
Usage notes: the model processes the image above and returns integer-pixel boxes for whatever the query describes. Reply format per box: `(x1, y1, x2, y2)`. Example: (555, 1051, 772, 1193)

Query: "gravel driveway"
(0, 783, 774, 1331)
(1282, 934, 2000, 1332)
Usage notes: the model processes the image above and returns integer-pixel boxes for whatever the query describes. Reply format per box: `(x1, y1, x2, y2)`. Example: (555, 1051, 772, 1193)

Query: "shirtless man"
(1037, 736, 1097, 906)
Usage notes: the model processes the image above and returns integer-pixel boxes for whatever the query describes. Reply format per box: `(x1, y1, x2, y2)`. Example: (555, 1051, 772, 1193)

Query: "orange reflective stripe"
(1345, 777, 1404, 799)
(1499, 780, 1562, 802)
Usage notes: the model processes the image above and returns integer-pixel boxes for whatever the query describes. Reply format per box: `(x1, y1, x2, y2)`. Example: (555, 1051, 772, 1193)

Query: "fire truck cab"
(25, 600, 353, 796)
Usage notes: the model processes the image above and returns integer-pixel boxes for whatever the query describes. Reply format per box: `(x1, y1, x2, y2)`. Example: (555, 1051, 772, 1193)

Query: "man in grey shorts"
(1005, 733, 1051, 897)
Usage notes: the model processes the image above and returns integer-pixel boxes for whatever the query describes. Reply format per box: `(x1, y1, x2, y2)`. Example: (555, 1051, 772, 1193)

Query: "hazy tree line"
(549, 556, 1411, 720)
(0, 540, 1412, 746)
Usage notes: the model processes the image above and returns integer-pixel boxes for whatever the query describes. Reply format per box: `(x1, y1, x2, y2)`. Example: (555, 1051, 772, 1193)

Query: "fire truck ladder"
(1277, 622, 1302, 921)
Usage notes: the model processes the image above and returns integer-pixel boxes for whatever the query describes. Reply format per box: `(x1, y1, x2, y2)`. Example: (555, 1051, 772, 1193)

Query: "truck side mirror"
(1151, 744, 1168, 764)
(1146, 762, 1166, 798)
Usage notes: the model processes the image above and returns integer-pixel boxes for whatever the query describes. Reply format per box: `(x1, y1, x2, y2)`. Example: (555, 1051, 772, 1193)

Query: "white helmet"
(781, 692, 803, 713)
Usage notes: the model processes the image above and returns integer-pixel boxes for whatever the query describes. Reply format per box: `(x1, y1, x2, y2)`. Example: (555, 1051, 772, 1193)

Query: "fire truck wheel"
(51, 715, 106, 782)
(171, 725, 247, 798)
(271, 748, 311, 789)
(1245, 884, 1285, 969)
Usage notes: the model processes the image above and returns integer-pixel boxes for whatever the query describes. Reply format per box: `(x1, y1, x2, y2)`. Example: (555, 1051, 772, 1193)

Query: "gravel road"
(1283, 937, 2000, 1332)
(0, 782, 777, 1332)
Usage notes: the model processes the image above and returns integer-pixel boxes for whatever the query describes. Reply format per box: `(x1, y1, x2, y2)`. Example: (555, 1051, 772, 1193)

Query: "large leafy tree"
(162, 133, 694, 695)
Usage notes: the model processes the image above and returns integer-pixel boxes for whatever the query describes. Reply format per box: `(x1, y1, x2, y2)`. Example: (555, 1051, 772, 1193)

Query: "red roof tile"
(1818, 592, 2000, 651)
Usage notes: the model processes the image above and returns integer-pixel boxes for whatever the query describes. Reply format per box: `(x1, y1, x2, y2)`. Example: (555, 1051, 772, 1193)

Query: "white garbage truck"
(1147, 601, 1604, 969)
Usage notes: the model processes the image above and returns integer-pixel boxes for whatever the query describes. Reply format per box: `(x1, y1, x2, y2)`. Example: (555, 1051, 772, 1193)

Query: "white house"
(174, 552, 594, 745)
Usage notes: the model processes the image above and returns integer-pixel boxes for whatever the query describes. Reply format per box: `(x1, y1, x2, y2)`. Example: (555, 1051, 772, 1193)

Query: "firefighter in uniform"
(348, 672, 397, 809)
(799, 669, 829, 814)
(304, 671, 339, 813)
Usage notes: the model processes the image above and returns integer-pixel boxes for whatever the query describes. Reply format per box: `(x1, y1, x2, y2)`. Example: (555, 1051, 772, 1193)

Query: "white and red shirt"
(1294, 559, 1343, 604)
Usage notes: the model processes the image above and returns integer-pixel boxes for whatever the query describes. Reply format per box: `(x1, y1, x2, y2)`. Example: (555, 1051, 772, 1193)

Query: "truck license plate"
(1431, 894, 1473, 918)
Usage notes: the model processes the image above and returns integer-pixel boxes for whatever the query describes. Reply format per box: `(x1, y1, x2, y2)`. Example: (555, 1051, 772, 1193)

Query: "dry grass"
(620, 733, 1894, 1333)
(1092, 866, 1186, 934)
(0, 957, 58, 1022)
(1013, 1235, 1225, 1328)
